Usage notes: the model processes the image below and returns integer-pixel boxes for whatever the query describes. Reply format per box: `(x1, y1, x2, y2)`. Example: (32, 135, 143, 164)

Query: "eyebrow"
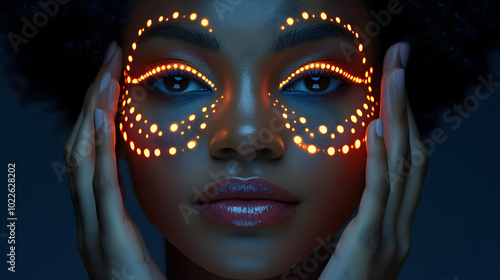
(272, 23, 354, 53)
(138, 24, 220, 52)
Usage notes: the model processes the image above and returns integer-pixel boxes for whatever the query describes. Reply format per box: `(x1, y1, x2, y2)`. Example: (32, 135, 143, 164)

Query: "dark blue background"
(0, 34, 499, 280)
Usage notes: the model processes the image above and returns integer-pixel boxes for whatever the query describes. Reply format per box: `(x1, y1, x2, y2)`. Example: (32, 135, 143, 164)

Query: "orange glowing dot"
(129, 123, 134, 128)
(355, 140, 361, 149)
(154, 149, 161, 157)
(137, 148, 142, 155)
(336, 17, 341, 23)
(320, 12, 327, 20)
(370, 96, 375, 102)
(144, 149, 150, 158)
(337, 125, 345, 134)
(159, 16, 164, 22)
(363, 103, 369, 110)
(123, 132, 128, 141)
(357, 109, 363, 116)
(359, 44, 363, 52)
(124, 116, 128, 122)
(201, 18, 209, 27)
(119, 123, 123, 131)
(129, 107, 135, 114)
(281, 25, 285, 30)
(170, 123, 179, 132)
(287, 17, 294, 26)
(342, 145, 350, 154)
(173, 12, 179, 19)
(309, 133, 315, 138)
(130, 141, 135, 150)
(319, 125, 328, 134)
(128, 55, 133, 62)
(362, 57, 366, 64)
(126, 97, 132, 104)
(150, 124, 158, 133)
(135, 114, 142, 121)
(189, 114, 196, 121)
(144, 120, 148, 124)
(138, 29, 142, 36)
(132, 42, 137, 50)
(299, 117, 307, 124)
(302, 12, 309, 19)
(169, 147, 177, 155)
(202, 107, 207, 112)
(211, 103, 216, 108)
(327, 147, 335, 156)
(351, 128, 356, 134)
(351, 115, 358, 123)
(347, 24, 352, 31)
(190, 13, 197, 20)
(293, 136, 302, 144)
(331, 133, 336, 139)
(147, 19, 152, 27)
(187, 140, 197, 149)
(362, 122, 366, 127)
(200, 123, 207, 130)
(307, 145, 317, 154)
(282, 113, 288, 119)
(138, 129, 142, 134)
(370, 67, 374, 73)
(209, 28, 213, 33)
(369, 86, 373, 93)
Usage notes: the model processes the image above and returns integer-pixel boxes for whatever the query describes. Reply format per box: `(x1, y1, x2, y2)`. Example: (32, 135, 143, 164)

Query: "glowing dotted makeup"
(119, 12, 220, 158)
(273, 12, 378, 156)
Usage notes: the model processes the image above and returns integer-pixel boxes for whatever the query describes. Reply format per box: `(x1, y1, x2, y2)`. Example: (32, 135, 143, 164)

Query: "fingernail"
(99, 72, 111, 93)
(375, 118, 383, 137)
(396, 69, 405, 93)
(399, 42, 410, 68)
(103, 41, 117, 65)
(94, 108, 103, 131)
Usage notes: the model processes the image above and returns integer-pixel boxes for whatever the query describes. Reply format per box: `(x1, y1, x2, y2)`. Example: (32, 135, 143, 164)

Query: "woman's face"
(120, 0, 377, 278)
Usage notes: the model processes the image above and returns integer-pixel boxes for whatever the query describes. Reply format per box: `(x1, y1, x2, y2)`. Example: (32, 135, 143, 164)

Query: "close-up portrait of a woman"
(0, 0, 499, 279)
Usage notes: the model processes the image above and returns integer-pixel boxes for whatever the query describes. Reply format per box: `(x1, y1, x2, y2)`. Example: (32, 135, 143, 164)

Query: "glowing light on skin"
(273, 12, 378, 156)
(119, 13, 221, 158)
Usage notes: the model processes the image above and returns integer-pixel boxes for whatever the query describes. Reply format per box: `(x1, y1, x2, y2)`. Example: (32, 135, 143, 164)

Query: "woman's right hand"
(64, 42, 166, 280)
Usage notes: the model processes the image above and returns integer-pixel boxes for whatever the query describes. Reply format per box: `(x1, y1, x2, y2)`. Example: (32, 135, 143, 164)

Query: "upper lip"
(195, 177, 299, 203)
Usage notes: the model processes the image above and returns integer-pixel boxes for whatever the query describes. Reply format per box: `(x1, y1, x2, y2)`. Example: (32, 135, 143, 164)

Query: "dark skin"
(64, 0, 428, 279)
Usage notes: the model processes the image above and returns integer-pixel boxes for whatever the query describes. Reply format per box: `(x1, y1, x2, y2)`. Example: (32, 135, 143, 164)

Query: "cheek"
(117, 85, 225, 159)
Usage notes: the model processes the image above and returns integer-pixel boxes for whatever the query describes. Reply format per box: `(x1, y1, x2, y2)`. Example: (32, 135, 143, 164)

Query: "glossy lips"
(195, 177, 299, 228)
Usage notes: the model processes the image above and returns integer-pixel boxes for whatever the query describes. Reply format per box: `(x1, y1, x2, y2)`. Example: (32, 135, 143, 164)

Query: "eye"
(283, 76, 342, 94)
(138, 64, 215, 97)
(151, 75, 210, 95)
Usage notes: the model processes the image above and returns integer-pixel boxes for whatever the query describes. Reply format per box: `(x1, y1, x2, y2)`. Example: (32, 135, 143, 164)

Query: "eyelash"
(279, 62, 366, 90)
(137, 63, 216, 91)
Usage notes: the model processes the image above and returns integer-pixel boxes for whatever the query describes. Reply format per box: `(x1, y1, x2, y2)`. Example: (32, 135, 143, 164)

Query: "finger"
(382, 42, 410, 74)
(66, 44, 122, 274)
(93, 108, 148, 269)
(352, 118, 389, 246)
(397, 101, 428, 241)
(380, 67, 411, 240)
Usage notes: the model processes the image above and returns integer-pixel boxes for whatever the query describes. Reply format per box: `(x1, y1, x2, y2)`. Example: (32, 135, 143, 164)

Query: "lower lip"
(196, 199, 298, 228)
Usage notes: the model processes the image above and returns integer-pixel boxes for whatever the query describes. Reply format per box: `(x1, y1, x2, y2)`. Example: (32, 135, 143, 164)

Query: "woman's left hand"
(318, 42, 429, 280)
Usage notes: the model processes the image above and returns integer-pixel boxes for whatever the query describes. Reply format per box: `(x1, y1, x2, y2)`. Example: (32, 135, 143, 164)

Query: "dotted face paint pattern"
(119, 12, 221, 157)
(273, 12, 378, 156)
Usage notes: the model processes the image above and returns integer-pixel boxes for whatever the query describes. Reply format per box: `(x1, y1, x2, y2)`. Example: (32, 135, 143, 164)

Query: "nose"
(208, 82, 286, 161)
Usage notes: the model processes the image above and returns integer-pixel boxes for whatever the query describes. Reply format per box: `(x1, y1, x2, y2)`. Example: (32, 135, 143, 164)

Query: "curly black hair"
(1, 0, 499, 135)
